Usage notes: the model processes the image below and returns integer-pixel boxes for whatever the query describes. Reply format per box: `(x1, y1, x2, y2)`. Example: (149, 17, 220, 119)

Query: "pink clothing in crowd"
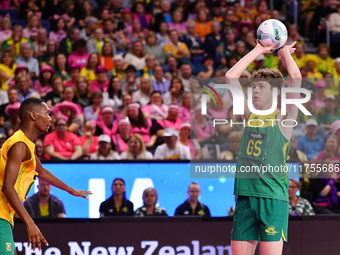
(157, 118, 183, 130)
(68, 52, 90, 69)
(90, 80, 109, 94)
(192, 119, 216, 139)
(314, 95, 325, 110)
(112, 134, 128, 154)
(49, 30, 67, 44)
(78, 135, 99, 154)
(43, 131, 81, 158)
(96, 120, 118, 136)
(32, 81, 53, 95)
(141, 104, 168, 119)
(168, 22, 186, 32)
(0, 30, 12, 42)
(8, 79, 34, 91)
(178, 106, 190, 123)
(208, 108, 229, 119)
(64, 79, 76, 88)
(130, 118, 153, 144)
(314, 150, 340, 163)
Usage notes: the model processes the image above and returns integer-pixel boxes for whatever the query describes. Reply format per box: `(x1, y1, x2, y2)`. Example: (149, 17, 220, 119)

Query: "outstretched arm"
(2, 143, 48, 251)
(225, 42, 277, 119)
(35, 156, 92, 199)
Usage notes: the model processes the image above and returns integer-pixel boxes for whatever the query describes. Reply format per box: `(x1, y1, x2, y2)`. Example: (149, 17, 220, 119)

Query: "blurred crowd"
(1, 0, 340, 214)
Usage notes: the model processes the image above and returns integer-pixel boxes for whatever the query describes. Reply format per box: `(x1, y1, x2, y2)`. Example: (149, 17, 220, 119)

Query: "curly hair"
(250, 68, 284, 90)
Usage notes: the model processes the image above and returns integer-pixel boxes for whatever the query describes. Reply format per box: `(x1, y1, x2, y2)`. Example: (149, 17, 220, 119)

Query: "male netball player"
(225, 40, 301, 255)
(0, 98, 91, 254)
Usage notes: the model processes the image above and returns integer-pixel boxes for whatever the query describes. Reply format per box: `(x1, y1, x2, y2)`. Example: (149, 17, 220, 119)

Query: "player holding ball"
(225, 19, 301, 255)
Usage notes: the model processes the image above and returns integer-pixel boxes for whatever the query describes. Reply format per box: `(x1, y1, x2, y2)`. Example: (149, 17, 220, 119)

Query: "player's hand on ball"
(27, 223, 49, 251)
(278, 41, 297, 58)
(256, 40, 276, 54)
(69, 188, 92, 199)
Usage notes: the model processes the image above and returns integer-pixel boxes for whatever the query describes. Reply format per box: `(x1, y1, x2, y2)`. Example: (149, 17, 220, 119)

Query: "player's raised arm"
(2, 143, 48, 251)
(278, 41, 302, 121)
(35, 155, 92, 199)
(225, 42, 277, 119)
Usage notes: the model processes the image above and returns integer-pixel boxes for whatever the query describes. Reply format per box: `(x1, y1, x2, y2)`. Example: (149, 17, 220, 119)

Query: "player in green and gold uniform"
(0, 98, 91, 254)
(225, 41, 302, 255)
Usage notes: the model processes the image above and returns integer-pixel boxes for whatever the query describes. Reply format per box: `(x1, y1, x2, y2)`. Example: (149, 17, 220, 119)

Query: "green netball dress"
(231, 110, 291, 242)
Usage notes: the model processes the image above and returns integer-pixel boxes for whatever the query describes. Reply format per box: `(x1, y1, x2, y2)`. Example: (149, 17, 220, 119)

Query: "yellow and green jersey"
(234, 111, 291, 202)
(0, 130, 37, 225)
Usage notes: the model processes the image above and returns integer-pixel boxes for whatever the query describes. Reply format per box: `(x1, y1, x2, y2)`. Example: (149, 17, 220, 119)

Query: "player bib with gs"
(0, 130, 37, 225)
(234, 111, 291, 202)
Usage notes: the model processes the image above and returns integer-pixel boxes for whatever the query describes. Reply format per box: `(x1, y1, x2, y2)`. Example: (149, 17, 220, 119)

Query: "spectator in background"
(33, 65, 54, 98)
(112, 119, 131, 155)
(45, 77, 64, 108)
(163, 77, 185, 105)
(151, 65, 171, 96)
(195, 8, 211, 42)
(120, 133, 154, 159)
(15, 74, 36, 102)
(100, 178, 134, 217)
(114, 94, 132, 122)
(124, 40, 147, 73)
(102, 77, 123, 111)
(305, 54, 323, 83)
(219, 29, 236, 66)
(286, 24, 303, 45)
(67, 39, 90, 70)
(0, 50, 16, 91)
(314, 80, 325, 110)
(133, 2, 151, 30)
(289, 179, 315, 216)
(296, 119, 325, 161)
(107, 54, 125, 81)
(49, 16, 68, 45)
(95, 105, 115, 136)
(329, 4, 340, 45)
(121, 65, 139, 95)
(54, 53, 71, 81)
(87, 28, 116, 55)
(39, 40, 58, 68)
(0, 88, 18, 126)
(292, 42, 307, 69)
(155, 103, 183, 136)
(0, 17, 12, 42)
(4, 101, 21, 137)
(317, 94, 340, 129)
(64, 64, 81, 88)
(142, 91, 168, 120)
(300, 66, 316, 93)
(180, 20, 204, 60)
(132, 77, 153, 106)
(80, 53, 100, 82)
(164, 56, 179, 80)
(54, 100, 84, 136)
(287, 135, 308, 162)
(164, 30, 190, 62)
(80, 120, 99, 158)
(2, 25, 31, 58)
(191, 106, 216, 143)
(178, 92, 191, 123)
(35, 138, 50, 161)
(317, 43, 334, 75)
(312, 159, 340, 214)
(220, 131, 242, 160)
(168, 9, 186, 36)
(154, 128, 190, 159)
(59, 27, 80, 57)
(99, 42, 115, 71)
(144, 32, 166, 65)
(175, 182, 211, 216)
(90, 134, 121, 160)
(179, 123, 201, 160)
(153, 1, 172, 32)
(204, 21, 223, 60)
(315, 135, 340, 162)
(90, 66, 109, 93)
(79, 17, 98, 40)
(331, 120, 340, 141)
(84, 91, 103, 121)
(24, 178, 66, 218)
(74, 77, 92, 109)
(135, 188, 168, 216)
(15, 43, 39, 79)
(44, 117, 83, 160)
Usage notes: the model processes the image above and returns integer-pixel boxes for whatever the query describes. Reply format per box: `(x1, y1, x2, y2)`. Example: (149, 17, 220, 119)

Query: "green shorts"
(231, 196, 289, 242)
(0, 219, 14, 255)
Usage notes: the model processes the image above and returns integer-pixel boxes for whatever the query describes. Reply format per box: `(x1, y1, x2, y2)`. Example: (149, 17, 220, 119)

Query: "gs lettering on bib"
(244, 130, 267, 161)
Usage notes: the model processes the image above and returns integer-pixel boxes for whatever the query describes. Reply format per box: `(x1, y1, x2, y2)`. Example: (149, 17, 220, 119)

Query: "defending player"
(0, 98, 92, 254)
(225, 41, 301, 255)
